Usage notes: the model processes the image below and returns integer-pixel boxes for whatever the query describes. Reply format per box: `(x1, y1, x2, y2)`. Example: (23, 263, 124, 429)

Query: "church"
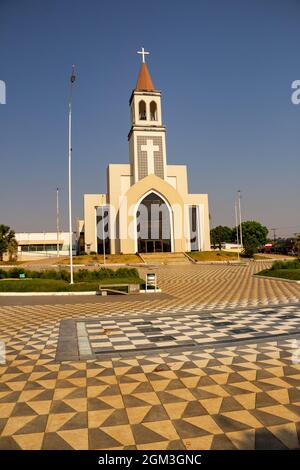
(82, 49, 210, 255)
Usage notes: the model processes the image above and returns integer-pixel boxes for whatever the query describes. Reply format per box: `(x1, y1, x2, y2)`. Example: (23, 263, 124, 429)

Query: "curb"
(254, 274, 300, 284)
(139, 289, 162, 293)
(0, 291, 98, 297)
(0, 289, 162, 297)
(183, 252, 196, 264)
(195, 261, 248, 266)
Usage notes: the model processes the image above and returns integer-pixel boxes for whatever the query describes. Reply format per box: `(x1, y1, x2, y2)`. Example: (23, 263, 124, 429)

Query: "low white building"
(221, 243, 243, 252)
(15, 232, 76, 258)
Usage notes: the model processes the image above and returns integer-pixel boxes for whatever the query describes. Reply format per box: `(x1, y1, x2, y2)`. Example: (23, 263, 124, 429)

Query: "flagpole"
(235, 199, 240, 261)
(68, 65, 76, 284)
(237, 190, 243, 250)
(56, 187, 60, 258)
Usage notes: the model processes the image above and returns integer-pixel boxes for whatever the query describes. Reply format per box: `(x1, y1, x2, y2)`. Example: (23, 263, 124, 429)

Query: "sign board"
(19, 273, 25, 279)
(146, 273, 156, 285)
(146, 273, 157, 292)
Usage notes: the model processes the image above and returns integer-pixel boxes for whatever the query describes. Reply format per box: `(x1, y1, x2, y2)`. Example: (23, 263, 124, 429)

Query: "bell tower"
(128, 48, 167, 183)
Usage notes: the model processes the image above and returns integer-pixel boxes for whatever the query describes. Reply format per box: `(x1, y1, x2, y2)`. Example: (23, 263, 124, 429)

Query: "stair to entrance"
(140, 252, 192, 265)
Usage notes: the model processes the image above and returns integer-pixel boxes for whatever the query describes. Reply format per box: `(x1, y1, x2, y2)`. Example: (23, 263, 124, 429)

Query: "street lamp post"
(102, 206, 106, 266)
(68, 65, 76, 284)
(237, 190, 243, 251)
(56, 187, 60, 258)
(234, 200, 240, 261)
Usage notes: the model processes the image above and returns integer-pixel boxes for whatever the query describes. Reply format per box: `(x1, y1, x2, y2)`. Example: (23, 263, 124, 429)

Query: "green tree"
(293, 233, 300, 260)
(0, 225, 18, 261)
(7, 238, 18, 261)
(210, 226, 234, 250)
(237, 221, 268, 257)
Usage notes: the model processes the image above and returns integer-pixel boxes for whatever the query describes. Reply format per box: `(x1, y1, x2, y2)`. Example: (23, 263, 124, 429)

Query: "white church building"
(82, 49, 210, 255)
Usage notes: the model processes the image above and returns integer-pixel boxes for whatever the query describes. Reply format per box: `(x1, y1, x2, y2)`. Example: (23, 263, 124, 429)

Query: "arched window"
(139, 100, 147, 120)
(150, 101, 157, 121)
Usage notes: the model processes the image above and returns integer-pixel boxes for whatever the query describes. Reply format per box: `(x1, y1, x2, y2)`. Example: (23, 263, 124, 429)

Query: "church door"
(136, 192, 171, 253)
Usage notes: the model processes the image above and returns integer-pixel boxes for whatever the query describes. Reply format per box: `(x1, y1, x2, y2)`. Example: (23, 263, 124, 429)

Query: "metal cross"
(137, 47, 150, 63)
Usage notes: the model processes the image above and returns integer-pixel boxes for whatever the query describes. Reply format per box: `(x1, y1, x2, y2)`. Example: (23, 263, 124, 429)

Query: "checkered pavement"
(77, 304, 300, 356)
(1, 264, 300, 449)
(1, 339, 300, 449)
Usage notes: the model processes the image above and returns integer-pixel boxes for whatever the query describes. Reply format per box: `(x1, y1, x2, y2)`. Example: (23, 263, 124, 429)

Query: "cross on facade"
(137, 47, 150, 63)
(141, 139, 159, 175)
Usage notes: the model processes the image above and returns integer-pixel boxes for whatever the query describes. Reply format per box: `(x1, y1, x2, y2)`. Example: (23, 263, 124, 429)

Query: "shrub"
(73, 267, 140, 282)
(74, 269, 89, 281)
(27, 270, 42, 278)
(115, 267, 139, 278)
(97, 268, 115, 280)
(271, 260, 300, 270)
(0, 268, 7, 279)
(7, 267, 26, 278)
(40, 270, 60, 280)
(243, 240, 257, 258)
(0, 267, 140, 283)
(19, 269, 66, 281)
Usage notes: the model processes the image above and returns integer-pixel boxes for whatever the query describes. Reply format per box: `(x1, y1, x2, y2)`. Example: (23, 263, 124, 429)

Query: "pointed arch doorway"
(136, 191, 172, 253)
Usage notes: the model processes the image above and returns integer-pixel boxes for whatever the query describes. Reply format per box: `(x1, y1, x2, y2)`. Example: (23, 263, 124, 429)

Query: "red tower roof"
(135, 62, 155, 91)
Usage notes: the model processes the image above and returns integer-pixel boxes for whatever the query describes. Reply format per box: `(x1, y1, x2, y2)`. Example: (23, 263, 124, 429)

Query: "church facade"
(82, 51, 210, 255)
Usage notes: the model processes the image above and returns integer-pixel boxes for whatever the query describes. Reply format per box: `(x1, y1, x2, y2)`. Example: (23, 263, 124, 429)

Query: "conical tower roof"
(135, 62, 155, 91)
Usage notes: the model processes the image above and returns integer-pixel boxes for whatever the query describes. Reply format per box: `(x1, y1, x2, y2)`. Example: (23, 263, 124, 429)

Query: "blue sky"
(0, 0, 299, 237)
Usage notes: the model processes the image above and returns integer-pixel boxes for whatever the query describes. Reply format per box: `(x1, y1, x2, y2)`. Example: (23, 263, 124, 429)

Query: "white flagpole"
(56, 187, 60, 258)
(102, 206, 106, 266)
(237, 190, 243, 250)
(68, 66, 76, 284)
(235, 199, 240, 261)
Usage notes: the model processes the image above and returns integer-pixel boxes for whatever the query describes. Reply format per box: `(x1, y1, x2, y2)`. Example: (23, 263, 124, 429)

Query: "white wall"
(15, 232, 76, 257)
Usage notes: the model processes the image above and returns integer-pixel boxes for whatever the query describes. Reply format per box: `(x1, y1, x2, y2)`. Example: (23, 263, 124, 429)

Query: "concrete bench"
(98, 283, 140, 296)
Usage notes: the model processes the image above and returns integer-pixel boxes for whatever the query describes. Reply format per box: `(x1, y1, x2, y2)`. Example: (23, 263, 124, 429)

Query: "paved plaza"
(1, 263, 300, 449)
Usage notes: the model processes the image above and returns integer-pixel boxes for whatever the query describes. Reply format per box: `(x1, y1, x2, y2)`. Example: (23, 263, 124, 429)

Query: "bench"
(98, 283, 140, 296)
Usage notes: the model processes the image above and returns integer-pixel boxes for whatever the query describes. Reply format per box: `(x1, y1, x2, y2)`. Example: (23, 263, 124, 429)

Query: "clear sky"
(0, 0, 299, 237)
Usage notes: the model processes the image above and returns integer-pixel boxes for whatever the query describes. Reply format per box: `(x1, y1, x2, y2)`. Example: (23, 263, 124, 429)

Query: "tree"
(210, 226, 234, 250)
(237, 220, 268, 257)
(293, 233, 300, 259)
(0, 225, 18, 261)
(7, 238, 18, 261)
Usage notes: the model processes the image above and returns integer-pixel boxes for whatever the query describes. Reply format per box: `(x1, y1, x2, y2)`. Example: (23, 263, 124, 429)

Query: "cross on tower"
(141, 139, 159, 175)
(137, 47, 150, 63)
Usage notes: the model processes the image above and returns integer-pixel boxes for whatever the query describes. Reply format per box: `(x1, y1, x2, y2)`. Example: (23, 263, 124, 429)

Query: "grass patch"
(253, 254, 273, 260)
(253, 254, 295, 260)
(187, 250, 239, 262)
(59, 254, 141, 265)
(0, 267, 144, 292)
(0, 277, 143, 292)
(256, 260, 300, 280)
(0, 260, 24, 266)
(270, 260, 300, 270)
(0, 279, 70, 292)
(0, 266, 141, 281)
(256, 269, 300, 281)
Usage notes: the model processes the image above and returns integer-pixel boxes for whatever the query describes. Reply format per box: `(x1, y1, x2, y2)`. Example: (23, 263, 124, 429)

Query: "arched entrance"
(136, 192, 172, 253)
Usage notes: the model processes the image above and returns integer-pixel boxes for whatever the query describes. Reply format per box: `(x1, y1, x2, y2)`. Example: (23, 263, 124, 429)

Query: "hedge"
(270, 260, 300, 271)
(0, 267, 141, 282)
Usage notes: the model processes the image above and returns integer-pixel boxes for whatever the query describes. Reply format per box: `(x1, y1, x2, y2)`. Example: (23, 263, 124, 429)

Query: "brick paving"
(1, 262, 300, 449)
